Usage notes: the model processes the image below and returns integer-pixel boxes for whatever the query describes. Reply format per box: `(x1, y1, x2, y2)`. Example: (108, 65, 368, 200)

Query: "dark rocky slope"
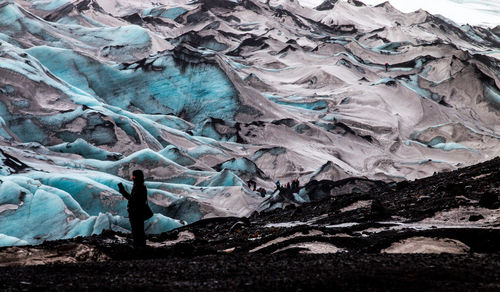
(0, 157, 499, 290)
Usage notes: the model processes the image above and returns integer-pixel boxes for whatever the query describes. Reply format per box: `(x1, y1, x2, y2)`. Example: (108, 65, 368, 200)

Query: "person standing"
(118, 170, 149, 247)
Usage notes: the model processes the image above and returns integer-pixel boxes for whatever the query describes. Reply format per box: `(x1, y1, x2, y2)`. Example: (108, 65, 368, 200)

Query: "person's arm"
(118, 183, 131, 200)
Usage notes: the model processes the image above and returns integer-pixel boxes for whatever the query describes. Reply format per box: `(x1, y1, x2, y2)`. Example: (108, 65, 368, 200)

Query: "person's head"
(132, 170, 144, 185)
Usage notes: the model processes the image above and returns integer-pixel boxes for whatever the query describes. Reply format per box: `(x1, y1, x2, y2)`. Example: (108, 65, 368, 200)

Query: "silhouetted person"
(384, 62, 390, 72)
(118, 170, 150, 247)
(291, 179, 300, 193)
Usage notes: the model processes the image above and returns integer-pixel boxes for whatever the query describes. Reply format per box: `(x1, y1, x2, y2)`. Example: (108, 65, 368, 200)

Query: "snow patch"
(274, 241, 345, 254)
(381, 237, 470, 254)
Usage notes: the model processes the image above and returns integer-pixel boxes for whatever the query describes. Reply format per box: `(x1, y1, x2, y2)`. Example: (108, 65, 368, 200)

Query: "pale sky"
(298, 0, 500, 27)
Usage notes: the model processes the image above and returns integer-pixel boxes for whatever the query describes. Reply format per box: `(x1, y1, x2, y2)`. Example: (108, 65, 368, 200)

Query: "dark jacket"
(120, 184, 147, 215)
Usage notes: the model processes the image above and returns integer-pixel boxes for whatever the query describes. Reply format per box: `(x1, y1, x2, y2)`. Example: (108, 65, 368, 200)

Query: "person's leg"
(130, 214, 145, 247)
(129, 215, 137, 245)
(136, 218, 145, 246)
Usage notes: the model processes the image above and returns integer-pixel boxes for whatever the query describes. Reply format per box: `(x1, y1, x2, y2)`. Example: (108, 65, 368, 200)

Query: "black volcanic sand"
(1, 158, 500, 291)
(0, 254, 498, 291)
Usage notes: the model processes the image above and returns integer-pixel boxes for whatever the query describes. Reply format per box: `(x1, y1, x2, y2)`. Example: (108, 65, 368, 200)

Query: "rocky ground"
(0, 157, 499, 291)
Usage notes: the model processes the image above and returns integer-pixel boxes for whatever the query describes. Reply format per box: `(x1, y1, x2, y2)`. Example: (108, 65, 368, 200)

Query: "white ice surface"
(300, 0, 500, 27)
(274, 241, 345, 254)
(381, 236, 470, 254)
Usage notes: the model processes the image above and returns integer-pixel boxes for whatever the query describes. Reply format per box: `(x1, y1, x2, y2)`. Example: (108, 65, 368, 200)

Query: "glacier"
(309, 0, 500, 28)
(1, 0, 500, 246)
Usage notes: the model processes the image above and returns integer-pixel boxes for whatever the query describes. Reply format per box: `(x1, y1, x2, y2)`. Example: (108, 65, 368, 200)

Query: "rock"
(440, 182, 466, 195)
(468, 215, 484, 222)
(230, 221, 249, 232)
(479, 192, 499, 209)
(370, 199, 388, 219)
(396, 180, 409, 191)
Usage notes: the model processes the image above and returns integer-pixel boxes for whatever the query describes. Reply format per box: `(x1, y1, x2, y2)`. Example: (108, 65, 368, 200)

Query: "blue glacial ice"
(404, 140, 478, 154)
(49, 138, 124, 161)
(25, 173, 128, 216)
(373, 41, 411, 54)
(31, 0, 72, 11)
(431, 142, 479, 153)
(1, 145, 257, 241)
(0, 173, 185, 246)
(399, 75, 442, 101)
(187, 144, 228, 159)
(484, 83, 500, 106)
(273, 99, 328, 112)
(0, 183, 86, 244)
(142, 7, 188, 20)
(0, 42, 101, 106)
(26, 45, 239, 125)
(158, 145, 196, 167)
(144, 214, 184, 234)
(0, 234, 29, 247)
(0, 2, 152, 53)
(198, 169, 246, 187)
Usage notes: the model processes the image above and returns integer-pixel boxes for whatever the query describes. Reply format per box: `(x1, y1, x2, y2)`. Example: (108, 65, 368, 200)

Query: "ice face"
(31, 0, 72, 11)
(142, 7, 188, 20)
(49, 139, 124, 160)
(0, 173, 186, 245)
(1, 0, 500, 246)
(26, 45, 239, 125)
